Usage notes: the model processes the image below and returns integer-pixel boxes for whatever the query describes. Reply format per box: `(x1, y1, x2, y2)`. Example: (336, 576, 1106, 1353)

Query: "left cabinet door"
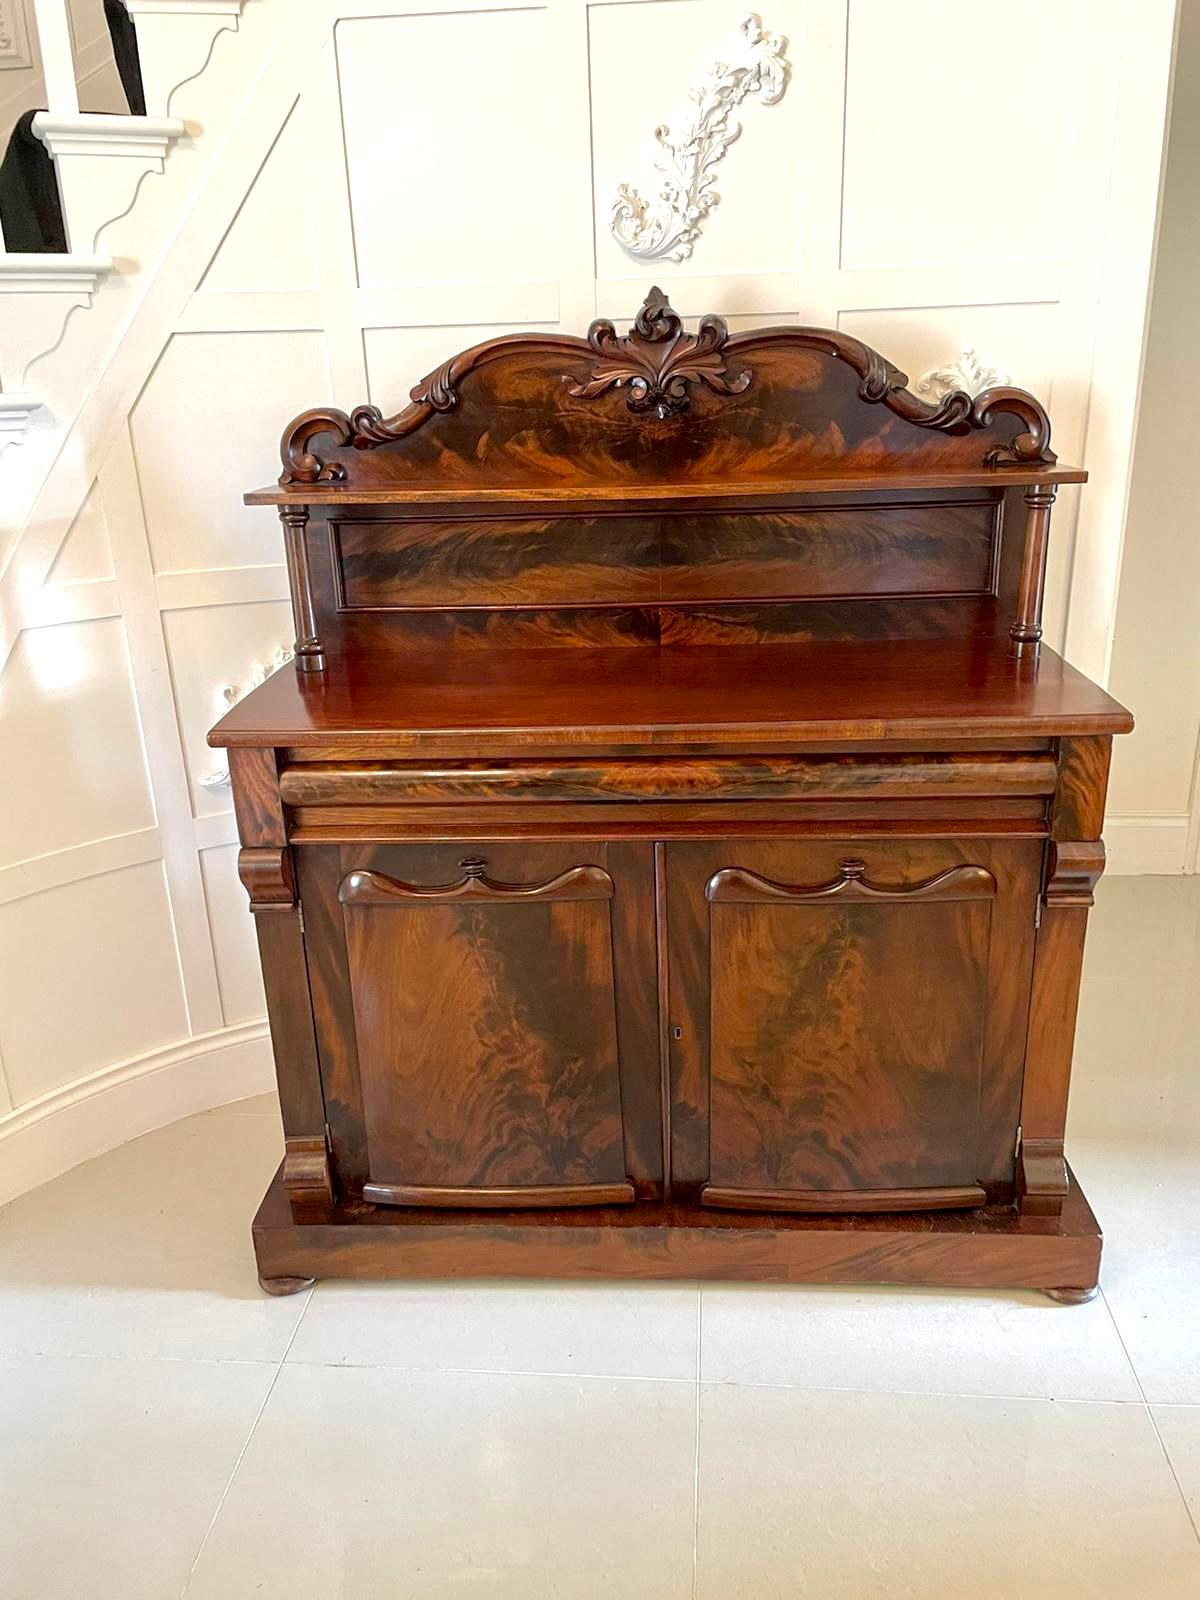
(297, 842, 662, 1208)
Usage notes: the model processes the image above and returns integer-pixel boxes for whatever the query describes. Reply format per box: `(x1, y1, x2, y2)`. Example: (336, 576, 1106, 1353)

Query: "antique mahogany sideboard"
(211, 288, 1131, 1301)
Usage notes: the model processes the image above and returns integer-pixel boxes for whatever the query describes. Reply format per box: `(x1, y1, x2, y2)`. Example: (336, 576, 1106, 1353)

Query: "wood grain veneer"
(214, 289, 1129, 1299)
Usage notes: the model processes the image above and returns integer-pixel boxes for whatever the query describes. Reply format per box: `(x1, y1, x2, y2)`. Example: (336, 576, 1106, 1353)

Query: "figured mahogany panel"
(333, 514, 656, 608)
(1052, 736, 1113, 841)
(278, 752, 1056, 808)
(666, 838, 1042, 1209)
(330, 498, 999, 612)
(705, 860, 994, 1204)
(299, 842, 662, 1197)
(274, 289, 1060, 493)
(336, 849, 637, 1207)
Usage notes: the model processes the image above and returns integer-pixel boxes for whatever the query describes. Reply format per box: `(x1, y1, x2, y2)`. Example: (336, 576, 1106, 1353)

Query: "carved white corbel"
(611, 13, 790, 263)
(123, 0, 256, 117)
(0, 255, 114, 387)
(0, 391, 41, 451)
(916, 350, 1011, 402)
(32, 113, 186, 252)
(200, 644, 293, 790)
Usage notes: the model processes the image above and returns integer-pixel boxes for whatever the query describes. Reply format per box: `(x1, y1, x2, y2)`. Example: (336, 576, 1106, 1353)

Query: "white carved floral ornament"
(611, 13, 790, 263)
(916, 350, 1011, 402)
(200, 644, 293, 790)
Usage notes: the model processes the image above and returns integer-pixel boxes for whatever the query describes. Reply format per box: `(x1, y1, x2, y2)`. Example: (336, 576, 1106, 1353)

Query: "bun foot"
(259, 1273, 316, 1297)
(1043, 1284, 1099, 1305)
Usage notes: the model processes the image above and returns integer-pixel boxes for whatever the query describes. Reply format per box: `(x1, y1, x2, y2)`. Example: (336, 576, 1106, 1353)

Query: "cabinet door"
(300, 842, 660, 1208)
(665, 839, 1041, 1212)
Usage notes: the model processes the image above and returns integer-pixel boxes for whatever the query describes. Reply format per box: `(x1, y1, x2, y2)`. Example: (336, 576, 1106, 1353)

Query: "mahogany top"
(209, 639, 1132, 755)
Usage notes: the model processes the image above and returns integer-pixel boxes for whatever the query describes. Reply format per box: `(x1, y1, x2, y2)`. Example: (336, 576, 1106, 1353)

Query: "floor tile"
(288, 1277, 700, 1379)
(0, 1354, 273, 1600)
(695, 1384, 1200, 1600)
(203, 1091, 282, 1121)
(700, 1280, 1140, 1400)
(0, 1111, 305, 1362)
(1071, 1138, 1200, 1404)
(184, 1364, 696, 1599)
(1152, 1404, 1200, 1528)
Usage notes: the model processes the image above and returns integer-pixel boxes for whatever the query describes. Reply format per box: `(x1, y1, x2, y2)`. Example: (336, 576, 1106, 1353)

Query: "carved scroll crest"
(611, 13, 790, 263)
(566, 286, 751, 420)
(276, 289, 1056, 482)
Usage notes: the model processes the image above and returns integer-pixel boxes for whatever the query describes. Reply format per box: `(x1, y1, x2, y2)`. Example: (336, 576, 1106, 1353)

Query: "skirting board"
(0, 1021, 274, 1205)
(1104, 814, 1191, 875)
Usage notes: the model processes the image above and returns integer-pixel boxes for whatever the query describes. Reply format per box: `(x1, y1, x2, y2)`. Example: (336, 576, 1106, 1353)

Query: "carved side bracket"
(238, 846, 295, 912)
(707, 859, 996, 906)
(339, 858, 614, 907)
(1018, 1137, 1069, 1217)
(284, 1135, 333, 1214)
(1044, 841, 1106, 907)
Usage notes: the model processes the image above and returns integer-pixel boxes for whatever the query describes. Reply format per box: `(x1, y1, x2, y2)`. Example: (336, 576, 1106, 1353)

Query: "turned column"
(279, 504, 326, 672)
(1009, 484, 1057, 652)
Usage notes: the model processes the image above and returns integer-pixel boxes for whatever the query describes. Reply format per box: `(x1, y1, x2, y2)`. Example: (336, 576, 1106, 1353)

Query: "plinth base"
(252, 1162, 1102, 1301)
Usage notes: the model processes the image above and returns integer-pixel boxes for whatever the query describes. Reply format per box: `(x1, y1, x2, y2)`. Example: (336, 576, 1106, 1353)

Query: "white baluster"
(29, 0, 80, 115)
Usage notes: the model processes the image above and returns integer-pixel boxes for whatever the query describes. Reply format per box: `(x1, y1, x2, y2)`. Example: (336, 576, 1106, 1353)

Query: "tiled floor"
(2, 874, 1199, 1598)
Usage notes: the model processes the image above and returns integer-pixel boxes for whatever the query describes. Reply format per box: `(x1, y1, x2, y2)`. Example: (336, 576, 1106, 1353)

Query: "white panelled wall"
(0, 0, 1184, 1199)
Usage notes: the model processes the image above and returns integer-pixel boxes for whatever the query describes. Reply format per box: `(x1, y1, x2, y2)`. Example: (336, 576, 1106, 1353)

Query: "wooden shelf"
(210, 637, 1132, 753)
(247, 464, 1087, 508)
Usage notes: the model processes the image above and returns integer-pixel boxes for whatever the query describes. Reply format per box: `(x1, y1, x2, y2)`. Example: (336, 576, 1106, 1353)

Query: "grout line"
(0, 1351, 280, 1368)
(275, 1356, 697, 1384)
(177, 1291, 314, 1599)
(691, 1285, 703, 1600)
(1101, 1286, 1200, 1551)
(90, 1346, 1155, 1408)
(689, 1375, 1149, 1406)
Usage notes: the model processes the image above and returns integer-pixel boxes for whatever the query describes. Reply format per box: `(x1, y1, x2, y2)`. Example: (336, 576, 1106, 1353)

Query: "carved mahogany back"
(249, 288, 1081, 663)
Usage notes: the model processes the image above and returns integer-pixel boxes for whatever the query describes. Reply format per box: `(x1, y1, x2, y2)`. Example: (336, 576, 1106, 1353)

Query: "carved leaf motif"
(567, 288, 752, 420)
(612, 13, 791, 263)
(917, 350, 1011, 403)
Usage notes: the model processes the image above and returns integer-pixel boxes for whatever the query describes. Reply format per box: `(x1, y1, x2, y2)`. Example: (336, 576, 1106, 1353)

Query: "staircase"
(0, 0, 273, 538)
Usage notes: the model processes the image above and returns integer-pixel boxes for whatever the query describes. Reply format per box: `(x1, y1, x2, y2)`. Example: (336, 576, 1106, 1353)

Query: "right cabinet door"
(665, 838, 1042, 1213)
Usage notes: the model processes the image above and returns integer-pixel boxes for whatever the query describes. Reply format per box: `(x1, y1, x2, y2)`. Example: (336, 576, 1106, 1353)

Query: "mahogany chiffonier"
(210, 288, 1131, 1302)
